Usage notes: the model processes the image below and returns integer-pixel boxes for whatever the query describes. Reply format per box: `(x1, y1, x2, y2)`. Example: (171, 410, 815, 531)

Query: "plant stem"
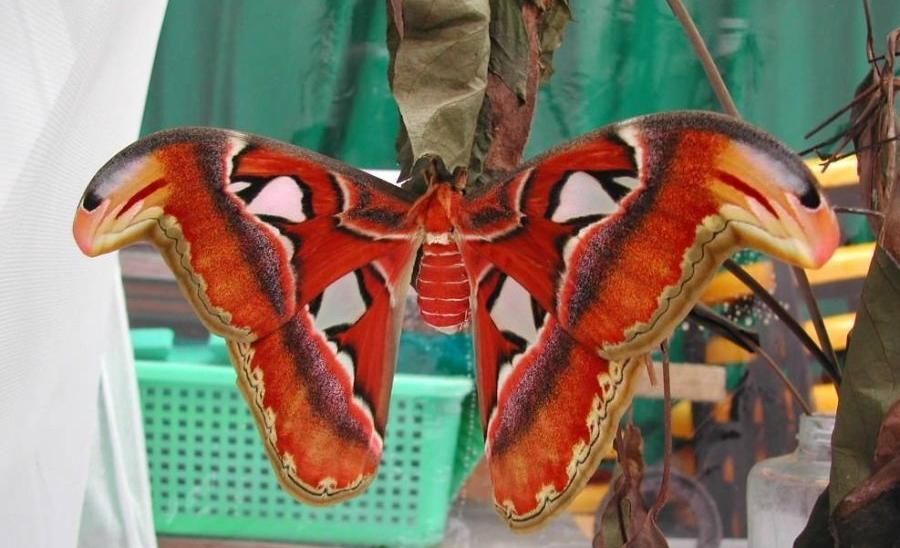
(651, 341, 673, 517)
(793, 269, 841, 377)
(665, 0, 738, 116)
(666, 0, 840, 384)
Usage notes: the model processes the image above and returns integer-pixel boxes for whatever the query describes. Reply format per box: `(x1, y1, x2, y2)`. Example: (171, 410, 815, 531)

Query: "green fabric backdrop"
(141, 0, 900, 167)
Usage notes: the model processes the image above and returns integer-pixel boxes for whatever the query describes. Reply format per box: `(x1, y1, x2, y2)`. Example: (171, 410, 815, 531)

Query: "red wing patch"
(229, 140, 419, 308)
(460, 135, 639, 317)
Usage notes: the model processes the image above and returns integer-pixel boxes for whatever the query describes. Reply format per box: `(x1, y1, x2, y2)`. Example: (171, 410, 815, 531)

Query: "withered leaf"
(489, 0, 530, 100)
(387, 0, 490, 173)
(387, 0, 404, 40)
(532, 0, 571, 81)
(594, 426, 668, 548)
(834, 400, 900, 539)
(851, 29, 899, 238)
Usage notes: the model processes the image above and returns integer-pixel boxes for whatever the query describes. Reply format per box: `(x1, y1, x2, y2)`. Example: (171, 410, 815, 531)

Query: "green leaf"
(830, 246, 900, 511)
(387, 0, 490, 172)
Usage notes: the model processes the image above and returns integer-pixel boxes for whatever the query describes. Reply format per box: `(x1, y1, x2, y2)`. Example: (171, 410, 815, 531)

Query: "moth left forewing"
(74, 127, 421, 506)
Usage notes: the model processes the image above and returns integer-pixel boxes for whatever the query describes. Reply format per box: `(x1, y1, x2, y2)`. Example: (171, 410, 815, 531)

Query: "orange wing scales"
(230, 311, 382, 502)
(488, 322, 641, 526)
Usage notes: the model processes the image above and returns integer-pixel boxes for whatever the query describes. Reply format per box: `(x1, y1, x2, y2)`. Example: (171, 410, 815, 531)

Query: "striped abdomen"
(415, 238, 471, 333)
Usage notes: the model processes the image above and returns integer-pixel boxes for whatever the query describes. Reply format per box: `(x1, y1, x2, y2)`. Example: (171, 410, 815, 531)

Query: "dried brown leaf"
(387, 0, 490, 173)
(874, 400, 900, 470)
(533, 0, 571, 81)
(594, 426, 668, 548)
(387, 0, 404, 40)
(851, 28, 900, 238)
(833, 401, 900, 546)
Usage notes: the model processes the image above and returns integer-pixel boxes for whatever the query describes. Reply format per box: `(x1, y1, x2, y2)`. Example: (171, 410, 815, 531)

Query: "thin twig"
(665, 0, 738, 116)
(723, 259, 842, 384)
(794, 271, 841, 375)
(803, 80, 878, 140)
(824, 135, 900, 163)
(666, 0, 840, 385)
(643, 354, 658, 387)
(863, 0, 881, 78)
(650, 341, 673, 517)
(824, 96, 882, 163)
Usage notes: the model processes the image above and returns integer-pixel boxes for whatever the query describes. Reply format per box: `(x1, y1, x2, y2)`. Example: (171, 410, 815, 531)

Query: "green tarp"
(142, 0, 900, 167)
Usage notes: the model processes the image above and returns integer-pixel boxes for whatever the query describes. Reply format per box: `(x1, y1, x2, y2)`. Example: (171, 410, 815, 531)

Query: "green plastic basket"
(137, 360, 481, 546)
(131, 328, 175, 361)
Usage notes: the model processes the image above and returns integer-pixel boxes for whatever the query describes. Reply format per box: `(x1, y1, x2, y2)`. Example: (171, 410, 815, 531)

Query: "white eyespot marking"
(228, 181, 252, 194)
(247, 176, 306, 222)
(336, 350, 356, 383)
(227, 135, 248, 168)
(613, 176, 640, 190)
(277, 234, 296, 259)
(496, 361, 514, 398)
(352, 395, 378, 434)
(617, 125, 643, 174)
(490, 276, 538, 345)
(551, 171, 620, 223)
(314, 272, 367, 332)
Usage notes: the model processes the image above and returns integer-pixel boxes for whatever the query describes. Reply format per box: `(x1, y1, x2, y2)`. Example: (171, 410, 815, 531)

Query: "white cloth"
(0, 1, 167, 546)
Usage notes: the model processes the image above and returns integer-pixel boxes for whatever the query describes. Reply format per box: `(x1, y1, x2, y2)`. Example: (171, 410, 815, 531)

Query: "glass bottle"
(746, 413, 835, 547)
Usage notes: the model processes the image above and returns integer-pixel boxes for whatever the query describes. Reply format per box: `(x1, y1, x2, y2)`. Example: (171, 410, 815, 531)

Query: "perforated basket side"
(137, 360, 472, 546)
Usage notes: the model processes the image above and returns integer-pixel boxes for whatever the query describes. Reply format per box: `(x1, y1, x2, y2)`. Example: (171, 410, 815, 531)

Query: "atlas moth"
(73, 111, 839, 529)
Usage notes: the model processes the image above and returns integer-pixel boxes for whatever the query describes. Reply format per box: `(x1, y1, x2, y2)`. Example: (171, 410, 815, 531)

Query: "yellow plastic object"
(803, 313, 855, 352)
(701, 261, 775, 305)
(672, 400, 694, 439)
(804, 242, 875, 285)
(812, 383, 838, 414)
(706, 336, 756, 365)
(568, 483, 611, 513)
(804, 155, 858, 188)
(713, 395, 733, 423)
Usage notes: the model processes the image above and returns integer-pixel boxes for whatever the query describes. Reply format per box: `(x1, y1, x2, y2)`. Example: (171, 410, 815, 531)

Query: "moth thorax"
(415, 238, 470, 333)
